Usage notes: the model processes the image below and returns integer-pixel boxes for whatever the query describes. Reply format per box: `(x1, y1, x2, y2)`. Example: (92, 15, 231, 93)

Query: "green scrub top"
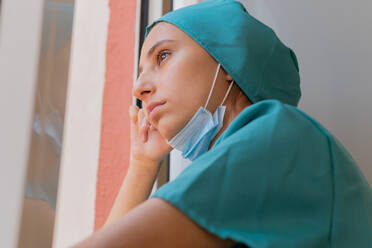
(150, 100, 372, 248)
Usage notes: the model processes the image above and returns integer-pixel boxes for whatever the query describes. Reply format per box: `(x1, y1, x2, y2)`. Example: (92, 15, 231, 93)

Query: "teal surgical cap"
(145, 0, 301, 106)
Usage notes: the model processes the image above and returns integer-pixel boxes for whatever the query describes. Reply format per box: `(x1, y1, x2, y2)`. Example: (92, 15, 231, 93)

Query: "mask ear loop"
(220, 80, 234, 106)
(204, 63, 221, 109)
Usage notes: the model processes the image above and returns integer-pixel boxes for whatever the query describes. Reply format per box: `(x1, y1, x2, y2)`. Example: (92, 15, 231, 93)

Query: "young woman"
(73, 0, 372, 247)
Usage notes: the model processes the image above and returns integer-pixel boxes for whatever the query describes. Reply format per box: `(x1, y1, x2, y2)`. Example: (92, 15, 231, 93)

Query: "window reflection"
(17, 1, 74, 248)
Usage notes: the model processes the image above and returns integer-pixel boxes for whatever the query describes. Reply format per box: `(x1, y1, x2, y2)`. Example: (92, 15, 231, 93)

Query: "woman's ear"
(226, 74, 233, 82)
(220, 66, 233, 82)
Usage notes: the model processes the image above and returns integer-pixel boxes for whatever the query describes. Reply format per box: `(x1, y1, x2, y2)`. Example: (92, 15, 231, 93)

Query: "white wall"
(52, 0, 109, 247)
(0, 0, 44, 247)
(173, 0, 200, 10)
(239, 0, 372, 183)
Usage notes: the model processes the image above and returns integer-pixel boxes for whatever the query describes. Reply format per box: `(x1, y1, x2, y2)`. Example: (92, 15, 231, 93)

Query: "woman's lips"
(147, 101, 166, 121)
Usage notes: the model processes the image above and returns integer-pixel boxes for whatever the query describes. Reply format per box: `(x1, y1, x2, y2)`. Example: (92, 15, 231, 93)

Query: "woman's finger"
(139, 116, 149, 142)
(129, 105, 139, 124)
(129, 106, 139, 142)
(149, 124, 155, 132)
(138, 108, 145, 128)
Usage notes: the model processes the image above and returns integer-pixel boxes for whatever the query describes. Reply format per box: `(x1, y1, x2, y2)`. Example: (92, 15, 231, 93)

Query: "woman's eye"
(157, 50, 170, 64)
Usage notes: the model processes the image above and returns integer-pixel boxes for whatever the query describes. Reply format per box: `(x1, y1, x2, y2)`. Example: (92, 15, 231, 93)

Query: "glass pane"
(17, 1, 74, 247)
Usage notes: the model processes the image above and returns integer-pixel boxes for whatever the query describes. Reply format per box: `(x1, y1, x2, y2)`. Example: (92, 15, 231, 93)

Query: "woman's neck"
(209, 91, 251, 149)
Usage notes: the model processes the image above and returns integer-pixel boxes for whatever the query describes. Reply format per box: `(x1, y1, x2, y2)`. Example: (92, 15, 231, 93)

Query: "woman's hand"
(129, 105, 172, 167)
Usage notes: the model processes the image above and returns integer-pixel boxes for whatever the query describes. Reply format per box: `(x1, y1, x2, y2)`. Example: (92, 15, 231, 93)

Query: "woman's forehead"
(141, 22, 193, 53)
(139, 22, 199, 70)
(146, 22, 183, 39)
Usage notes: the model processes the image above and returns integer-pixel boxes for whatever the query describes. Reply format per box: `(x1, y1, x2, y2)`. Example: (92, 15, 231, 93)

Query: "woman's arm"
(103, 159, 161, 227)
(103, 105, 172, 227)
(73, 198, 237, 248)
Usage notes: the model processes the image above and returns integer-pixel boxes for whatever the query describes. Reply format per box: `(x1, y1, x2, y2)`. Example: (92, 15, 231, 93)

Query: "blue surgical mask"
(167, 63, 234, 161)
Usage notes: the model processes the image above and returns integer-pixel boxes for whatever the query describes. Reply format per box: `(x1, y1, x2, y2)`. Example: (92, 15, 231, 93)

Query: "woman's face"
(133, 22, 233, 140)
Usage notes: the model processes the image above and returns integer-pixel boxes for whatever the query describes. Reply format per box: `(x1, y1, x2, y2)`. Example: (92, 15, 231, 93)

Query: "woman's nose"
(132, 76, 155, 102)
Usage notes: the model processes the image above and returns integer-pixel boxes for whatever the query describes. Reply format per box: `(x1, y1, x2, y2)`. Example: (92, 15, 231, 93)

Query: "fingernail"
(149, 125, 155, 131)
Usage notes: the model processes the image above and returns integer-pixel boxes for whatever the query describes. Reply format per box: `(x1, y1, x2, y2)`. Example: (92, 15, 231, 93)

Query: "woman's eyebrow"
(146, 39, 176, 58)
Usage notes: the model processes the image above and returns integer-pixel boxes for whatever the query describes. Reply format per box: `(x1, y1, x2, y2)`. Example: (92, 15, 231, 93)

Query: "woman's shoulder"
(150, 100, 372, 248)
(214, 99, 330, 151)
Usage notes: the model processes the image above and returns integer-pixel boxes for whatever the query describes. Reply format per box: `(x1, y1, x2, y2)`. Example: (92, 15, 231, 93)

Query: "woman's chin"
(158, 127, 172, 141)
(156, 115, 187, 141)
(157, 122, 176, 141)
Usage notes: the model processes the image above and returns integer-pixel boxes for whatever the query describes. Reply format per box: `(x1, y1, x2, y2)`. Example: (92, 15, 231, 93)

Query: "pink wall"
(94, 0, 137, 230)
